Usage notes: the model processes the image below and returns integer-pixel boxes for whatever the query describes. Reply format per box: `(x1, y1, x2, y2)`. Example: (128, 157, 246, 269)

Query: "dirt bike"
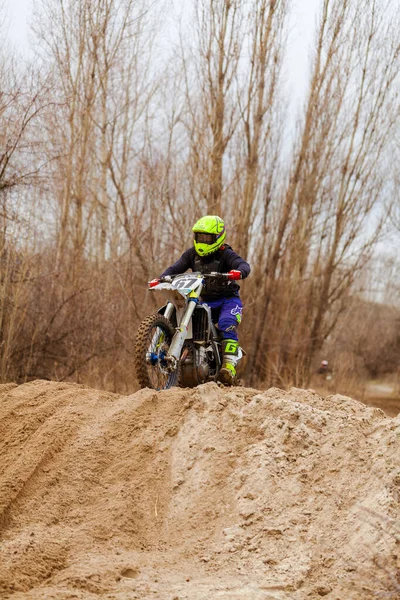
(134, 272, 244, 390)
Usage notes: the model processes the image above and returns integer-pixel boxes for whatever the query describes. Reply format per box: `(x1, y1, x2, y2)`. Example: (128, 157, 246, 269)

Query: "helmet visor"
(194, 232, 216, 244)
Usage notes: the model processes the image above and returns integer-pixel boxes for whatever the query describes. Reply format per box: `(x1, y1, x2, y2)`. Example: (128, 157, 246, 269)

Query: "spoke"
(145, 325, 171, 389)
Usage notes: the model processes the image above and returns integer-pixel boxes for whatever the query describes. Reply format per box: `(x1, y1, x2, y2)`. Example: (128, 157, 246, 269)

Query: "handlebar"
(158, 272, 231, 283)
(203, 272, 230, 279)
(149, 271, 241, 288)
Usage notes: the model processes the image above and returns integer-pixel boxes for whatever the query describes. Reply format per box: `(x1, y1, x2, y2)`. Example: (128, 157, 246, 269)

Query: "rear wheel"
(135, 314, 179, 390)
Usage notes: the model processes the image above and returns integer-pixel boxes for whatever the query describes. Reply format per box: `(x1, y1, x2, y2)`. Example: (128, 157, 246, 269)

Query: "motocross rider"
(159, 215, 250, 386)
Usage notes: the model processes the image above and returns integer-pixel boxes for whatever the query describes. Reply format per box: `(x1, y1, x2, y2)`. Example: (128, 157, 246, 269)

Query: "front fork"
(166, 298, 198, 371)
(163, 302, 175, 321)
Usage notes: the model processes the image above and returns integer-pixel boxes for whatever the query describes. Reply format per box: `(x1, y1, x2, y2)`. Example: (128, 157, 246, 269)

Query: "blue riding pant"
(204, 296, 243, 342)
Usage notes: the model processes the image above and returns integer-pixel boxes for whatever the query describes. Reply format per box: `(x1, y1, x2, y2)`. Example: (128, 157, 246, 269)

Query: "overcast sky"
(4, 0, 31, 46)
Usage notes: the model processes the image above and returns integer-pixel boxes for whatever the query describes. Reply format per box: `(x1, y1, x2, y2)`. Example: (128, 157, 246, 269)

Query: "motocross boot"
(219, 339, 239, 386)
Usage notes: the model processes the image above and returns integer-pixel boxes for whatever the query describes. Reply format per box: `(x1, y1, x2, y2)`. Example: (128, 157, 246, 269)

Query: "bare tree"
(1, 0, 398, 394)
(247, 0, 400, 387)
(180, 0, 244, 215)
(34, 0, 159, 276)
(233, 0, 289, 257)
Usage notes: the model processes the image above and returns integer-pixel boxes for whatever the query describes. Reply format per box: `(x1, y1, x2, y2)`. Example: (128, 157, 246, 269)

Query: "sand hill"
(0, 380, 399, 599)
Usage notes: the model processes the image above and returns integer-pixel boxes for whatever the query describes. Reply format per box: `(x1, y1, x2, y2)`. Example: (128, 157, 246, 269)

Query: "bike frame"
(150, 274, 205, 370)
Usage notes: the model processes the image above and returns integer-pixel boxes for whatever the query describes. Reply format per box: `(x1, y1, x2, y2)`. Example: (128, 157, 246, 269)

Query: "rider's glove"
(149, 278, 160, 288)
(227, 270, 242, 281)
(163, 275, 172, 282)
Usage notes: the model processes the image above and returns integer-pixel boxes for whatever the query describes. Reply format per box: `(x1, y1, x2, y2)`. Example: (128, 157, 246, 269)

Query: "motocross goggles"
(194, 232, 217, 244)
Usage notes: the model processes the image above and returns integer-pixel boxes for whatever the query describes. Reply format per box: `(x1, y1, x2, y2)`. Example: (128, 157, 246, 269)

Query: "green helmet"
(192, 215, 226, 257)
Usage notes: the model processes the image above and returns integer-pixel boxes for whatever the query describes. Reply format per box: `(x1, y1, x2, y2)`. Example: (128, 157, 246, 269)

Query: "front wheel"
(134, 314, 179, 390)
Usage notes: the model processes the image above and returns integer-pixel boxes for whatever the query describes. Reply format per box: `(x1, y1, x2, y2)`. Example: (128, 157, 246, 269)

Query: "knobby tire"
(134, 314, 178, 390)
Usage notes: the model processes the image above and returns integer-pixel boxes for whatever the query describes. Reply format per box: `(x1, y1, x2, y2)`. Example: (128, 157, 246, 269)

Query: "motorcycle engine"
(180, 343, 210, 386)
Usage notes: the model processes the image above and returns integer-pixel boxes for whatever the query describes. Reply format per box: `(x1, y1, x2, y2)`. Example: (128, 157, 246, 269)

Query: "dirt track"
(0, 380, 399, 599)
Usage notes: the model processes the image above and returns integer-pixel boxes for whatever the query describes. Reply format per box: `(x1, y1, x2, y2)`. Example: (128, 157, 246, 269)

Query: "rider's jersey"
(160, 245, 251, 300)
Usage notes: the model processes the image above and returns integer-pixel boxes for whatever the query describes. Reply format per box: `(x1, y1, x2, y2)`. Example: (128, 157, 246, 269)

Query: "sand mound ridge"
(0, 380, 399, 599)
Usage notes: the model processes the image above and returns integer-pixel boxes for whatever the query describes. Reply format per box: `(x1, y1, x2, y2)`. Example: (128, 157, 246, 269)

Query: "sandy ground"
(0, 380, 399, 599)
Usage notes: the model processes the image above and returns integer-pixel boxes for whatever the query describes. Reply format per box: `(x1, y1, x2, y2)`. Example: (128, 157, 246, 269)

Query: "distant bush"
(323, 297, 400, 379)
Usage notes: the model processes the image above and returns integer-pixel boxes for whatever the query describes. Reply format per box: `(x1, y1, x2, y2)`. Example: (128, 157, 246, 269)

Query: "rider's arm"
(160, 248, 194, 278)
(224, 249, 251, 279)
